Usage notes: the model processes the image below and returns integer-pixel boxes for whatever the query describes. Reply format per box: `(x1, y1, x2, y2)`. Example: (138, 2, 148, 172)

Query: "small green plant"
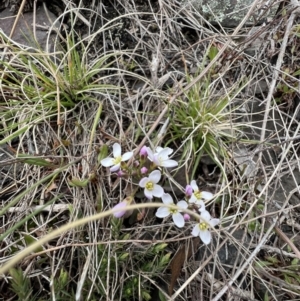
(0, 29, 117, 144)
(165, 44, 247, 178)
(51, 268, 74, 301)
(164, 46, 244, 176)
(94, 236, 170, 301)
(169, 74, 240, 176)
(9, 268, 34, 301)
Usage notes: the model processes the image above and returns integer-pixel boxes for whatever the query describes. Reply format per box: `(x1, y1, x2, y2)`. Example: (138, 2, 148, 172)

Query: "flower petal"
(113, 202, 127, 218)
(146, 147, 155, 161)
(112, 143, 121, 157)
(101, 157, 114, 167)
(140, 146, 148, 156)
(185, 185, 193, 196)
(152, 184, 164, 197)
(177, 200, 188, 210)
(156, 147, 173, 155)
(196, 200, 206, 212)
(144, 189, 153, 199)
(190, 180, 198, 191)
(200, 210, 211, 223)
(161, 193, 173, 205)
(153, 155, 161, 166)
(189, 195, 198, 204)
(139, 177, 149, 188)
(157, 148, 171, 159)
(110, 164, 120, 172)
(155, 146, 164, 153)
(209, 218, 220, 227)
(149, 170, 161, 183)
(165, 147, 173, 155)
(199, 229, 211, 245)
(173, 212, 185, 228)
(191, 224, 200, 236)
(201, 191, 213, 201)
(121, 151, 133, 161)
(156, 207, 170, 218)
(161, 159, 178, 168)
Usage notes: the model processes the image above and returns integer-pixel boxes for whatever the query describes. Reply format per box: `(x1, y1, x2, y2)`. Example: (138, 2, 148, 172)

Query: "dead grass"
(1, 0, 300, 300)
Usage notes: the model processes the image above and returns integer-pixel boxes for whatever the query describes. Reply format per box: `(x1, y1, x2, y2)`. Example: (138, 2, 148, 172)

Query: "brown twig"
(274, 225, 300, 260)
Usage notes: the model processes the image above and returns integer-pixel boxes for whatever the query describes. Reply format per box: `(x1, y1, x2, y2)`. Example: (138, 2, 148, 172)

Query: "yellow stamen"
(199, 222, 208, 231)
(194, 191, 202, 199)
(145, 182, 154, 191)
(113, 156, 122, 164)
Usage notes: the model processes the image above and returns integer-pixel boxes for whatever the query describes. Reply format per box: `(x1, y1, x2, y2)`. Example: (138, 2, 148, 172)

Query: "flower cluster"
(101, 143, 220, 245)
(155, 180, 219, 244)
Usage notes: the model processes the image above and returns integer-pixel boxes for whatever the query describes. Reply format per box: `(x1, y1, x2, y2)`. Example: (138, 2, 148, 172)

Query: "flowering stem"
(0, 203, 206, 276)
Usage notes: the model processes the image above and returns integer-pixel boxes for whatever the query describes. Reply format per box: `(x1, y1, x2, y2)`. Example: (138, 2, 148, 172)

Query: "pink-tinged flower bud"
(117, 170, 124, 177)
(113, 201, 127, 218)
(140, 146, 148, 156)
(185, 185, 193, 197)
(134, 160, 139, 167)
(183, 213, 190, 221)
(141, 167, 148, 174)
(113, 196, 133, 218)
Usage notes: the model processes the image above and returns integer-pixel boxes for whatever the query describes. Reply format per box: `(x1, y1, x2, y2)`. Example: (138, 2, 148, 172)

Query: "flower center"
(170, 208, 177, 214)
(199, 222, 208, 231)
(194, 191, 202, 200)
(113, 156, 122, 165)
(145, 181, 154, 191)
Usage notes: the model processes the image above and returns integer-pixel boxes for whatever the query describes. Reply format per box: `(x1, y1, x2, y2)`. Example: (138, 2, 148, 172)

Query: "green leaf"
(154, 243, 168, 253)
(293, 69, 300, 76)
(159, 290, 168, 301)
(58, 268, 69, 288)
(122, 233, 131, 240)
(98, 144, 108, 164)
(142, 290, 151, 301)
(264, 291, 270, 301)
(265, 256, 279, 264)
(0, 126, 29, 145)
(119, 253, 129, 261)
(23, 234, 44, 253)
(159, 252, 171, 267)
(68, 176, 90, 187)
(255, 260, 273, 268)
(291, 258, 299, 266)
(208, 45, 219, 61)
(284, 273, 292, 284)
(17, 154, 54, 167)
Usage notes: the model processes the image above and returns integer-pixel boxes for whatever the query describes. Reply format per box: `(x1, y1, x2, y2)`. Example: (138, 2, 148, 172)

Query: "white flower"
(146, 147, 178, 168)
(139, 170, 164, 199)
(101, 143, 133, 172)
(191, 210, 220, 245)
(155, 146, 173, 155)
(156, 193, 188, 228)
(189, 180, 213, 211)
